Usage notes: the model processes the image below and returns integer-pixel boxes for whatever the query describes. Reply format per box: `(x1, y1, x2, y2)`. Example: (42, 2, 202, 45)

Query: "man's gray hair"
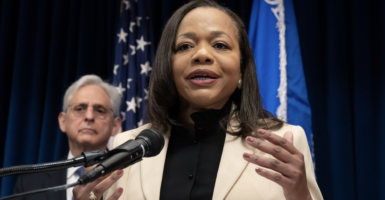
(62, 75, 121, 118)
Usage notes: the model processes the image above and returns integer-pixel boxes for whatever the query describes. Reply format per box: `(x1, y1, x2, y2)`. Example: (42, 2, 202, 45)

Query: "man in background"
(13, 75, 122, 200)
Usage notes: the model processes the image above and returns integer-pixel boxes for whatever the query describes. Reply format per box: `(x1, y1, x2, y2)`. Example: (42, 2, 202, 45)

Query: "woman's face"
(172, 7, 241, 110)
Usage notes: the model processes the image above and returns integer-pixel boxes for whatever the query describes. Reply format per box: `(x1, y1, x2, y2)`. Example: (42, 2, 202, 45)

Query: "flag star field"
(112, 0, 154, 131)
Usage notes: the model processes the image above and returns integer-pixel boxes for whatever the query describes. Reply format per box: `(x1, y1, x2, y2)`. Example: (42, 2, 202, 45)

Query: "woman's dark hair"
(147, 0, 284, 137)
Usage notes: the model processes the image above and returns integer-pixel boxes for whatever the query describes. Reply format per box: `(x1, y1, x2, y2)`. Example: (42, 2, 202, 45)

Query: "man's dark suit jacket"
(13, 168, 67, 200)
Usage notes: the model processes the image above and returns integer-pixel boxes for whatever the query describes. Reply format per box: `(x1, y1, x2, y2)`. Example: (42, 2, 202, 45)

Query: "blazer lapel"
(212, 121, 255, 200)
(140, 130, 170, 200)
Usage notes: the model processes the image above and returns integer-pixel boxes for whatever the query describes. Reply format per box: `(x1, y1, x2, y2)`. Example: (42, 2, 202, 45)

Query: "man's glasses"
(67, 104, 113, 120)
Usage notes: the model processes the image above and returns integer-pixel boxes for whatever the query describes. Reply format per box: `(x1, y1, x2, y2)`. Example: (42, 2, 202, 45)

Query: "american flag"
(112, 0, 154, 131)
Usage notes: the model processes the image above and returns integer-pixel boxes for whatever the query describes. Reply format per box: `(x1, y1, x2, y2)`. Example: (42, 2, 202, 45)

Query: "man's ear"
(111, 117, 122, 136)
(58, 112, 67, 133)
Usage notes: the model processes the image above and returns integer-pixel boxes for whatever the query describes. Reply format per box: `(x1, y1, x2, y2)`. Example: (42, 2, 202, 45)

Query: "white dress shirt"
(66, 151, 82, 200)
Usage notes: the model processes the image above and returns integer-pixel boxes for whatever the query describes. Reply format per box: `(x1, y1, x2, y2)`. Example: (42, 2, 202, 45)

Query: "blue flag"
(248, 0, 314, 161)
(112, 0, 155, 131)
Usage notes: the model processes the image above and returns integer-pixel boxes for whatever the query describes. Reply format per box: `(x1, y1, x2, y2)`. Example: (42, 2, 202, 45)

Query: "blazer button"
(189, 174, 193, 179)
(198, 127, 202, 130)
(194, 139, 199, 144)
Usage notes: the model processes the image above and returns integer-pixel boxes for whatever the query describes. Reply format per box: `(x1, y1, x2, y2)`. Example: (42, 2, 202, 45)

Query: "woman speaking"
(73, 0, 323, 199)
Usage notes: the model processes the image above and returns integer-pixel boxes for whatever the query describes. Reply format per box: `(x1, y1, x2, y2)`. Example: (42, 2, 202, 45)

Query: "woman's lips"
(189, 78, 217, 85)
(187, 69, 219, 86)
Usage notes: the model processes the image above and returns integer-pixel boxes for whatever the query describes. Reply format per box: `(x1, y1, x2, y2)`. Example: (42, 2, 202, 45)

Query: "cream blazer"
(104, 123, 323, 200)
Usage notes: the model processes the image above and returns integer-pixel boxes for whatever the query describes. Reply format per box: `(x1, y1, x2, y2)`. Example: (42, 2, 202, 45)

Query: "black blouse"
(160, 102, 231, 200)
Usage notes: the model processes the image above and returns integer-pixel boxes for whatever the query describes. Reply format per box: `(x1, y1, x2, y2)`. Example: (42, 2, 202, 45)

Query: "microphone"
(78, 129, 164, 185)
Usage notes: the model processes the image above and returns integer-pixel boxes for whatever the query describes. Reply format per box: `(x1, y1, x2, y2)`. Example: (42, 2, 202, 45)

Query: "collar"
(167, 99, 232, 128)
(67, 151, 81, 179)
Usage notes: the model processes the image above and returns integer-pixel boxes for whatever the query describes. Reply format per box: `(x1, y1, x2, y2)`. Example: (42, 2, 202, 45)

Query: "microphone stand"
(0, 150, 107, 178)
(0, 141, 144, 199)
(0, 150, 112, 200)
(0, 129, 164, 200)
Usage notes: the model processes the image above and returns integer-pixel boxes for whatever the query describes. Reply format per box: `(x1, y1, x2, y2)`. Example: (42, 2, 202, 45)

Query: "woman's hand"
(242, 129, 312, 200)
(72, 169, 124, 200)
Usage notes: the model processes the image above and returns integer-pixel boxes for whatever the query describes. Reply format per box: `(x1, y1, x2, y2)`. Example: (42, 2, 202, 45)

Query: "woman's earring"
(237, 79, 242, 89)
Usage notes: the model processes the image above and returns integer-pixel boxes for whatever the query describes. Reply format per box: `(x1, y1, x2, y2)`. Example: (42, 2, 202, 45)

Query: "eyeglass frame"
(66, 103, 114, 120)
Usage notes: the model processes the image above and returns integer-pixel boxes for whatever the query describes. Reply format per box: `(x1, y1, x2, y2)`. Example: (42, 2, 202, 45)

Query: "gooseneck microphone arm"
(0, 129, 165, 200)
(0, 150, 107, 178)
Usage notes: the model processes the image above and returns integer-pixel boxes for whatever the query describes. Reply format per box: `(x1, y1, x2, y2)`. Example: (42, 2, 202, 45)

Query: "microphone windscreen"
(136, 129, 164, 157)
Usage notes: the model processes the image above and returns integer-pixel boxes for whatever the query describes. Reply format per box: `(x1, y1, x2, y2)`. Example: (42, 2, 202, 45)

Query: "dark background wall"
(0, 0, 384, 199)
(294, 1, 385, 199)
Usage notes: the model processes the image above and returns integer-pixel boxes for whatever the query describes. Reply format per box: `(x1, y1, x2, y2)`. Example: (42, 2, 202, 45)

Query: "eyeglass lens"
(70, 104, 111, 119)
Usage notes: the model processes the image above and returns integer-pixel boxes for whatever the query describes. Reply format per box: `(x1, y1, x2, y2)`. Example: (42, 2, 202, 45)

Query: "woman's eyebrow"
(211, 31, 232, 40)
(177, 31, 232, 40)
(177, 32, 196, 38)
